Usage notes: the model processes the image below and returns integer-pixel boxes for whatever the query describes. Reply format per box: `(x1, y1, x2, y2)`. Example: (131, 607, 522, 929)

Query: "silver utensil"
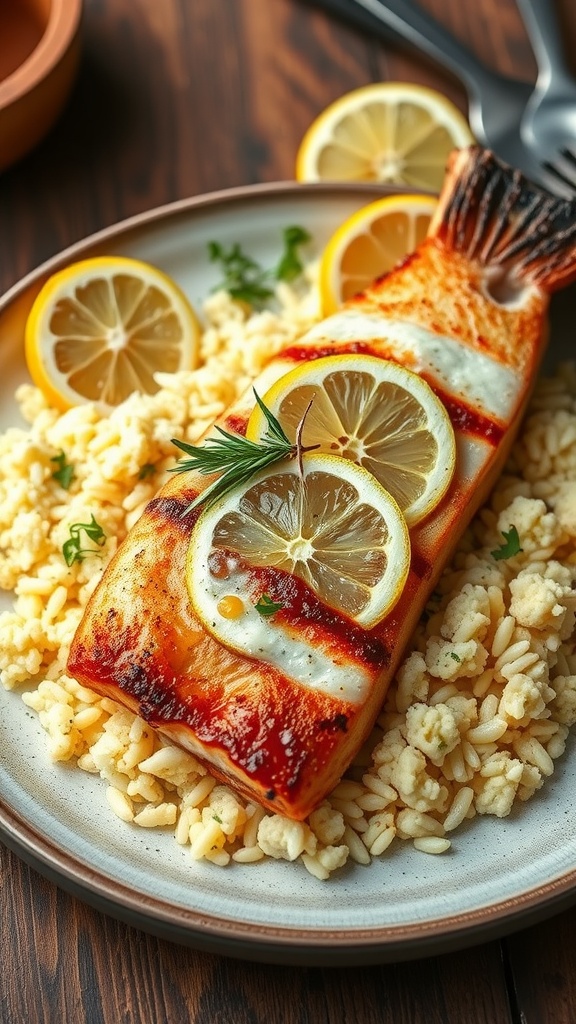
(347, 0, 544, 180)
(516, 0, 576, 197)
(329, 0, 574, 193)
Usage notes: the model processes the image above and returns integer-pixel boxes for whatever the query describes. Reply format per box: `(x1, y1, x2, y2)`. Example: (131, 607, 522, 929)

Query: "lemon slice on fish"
(246, 354, 456, 527)
(296, 82, 473, 191)
(25, 256, 200, 411)
(187, 452, 410, 645)
(319, 193, 438, 314)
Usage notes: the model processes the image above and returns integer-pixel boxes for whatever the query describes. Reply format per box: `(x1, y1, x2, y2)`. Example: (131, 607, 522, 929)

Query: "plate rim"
(2, 179, 576, 965)
(3, 791, 576, 965)
(0, 180, 393, 311)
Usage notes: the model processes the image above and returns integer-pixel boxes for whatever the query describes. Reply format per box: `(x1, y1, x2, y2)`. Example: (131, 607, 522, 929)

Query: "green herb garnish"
(450, 652, 461, 662)
(62, 515, 107, 566)
(208, 241, 273, 304)
(491, 525, 523, 561)
(208, 226, 310, 306)
(171, 391, 316, 514)
(171, 392, 291, 512)
(51, 450, 75, 490)
(255, 593, 285, 617)
(274, 225, 311, 282)
(138, 463, 156, 480)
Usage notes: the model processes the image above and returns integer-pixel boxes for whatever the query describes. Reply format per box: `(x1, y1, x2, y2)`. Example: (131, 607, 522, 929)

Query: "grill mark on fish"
(272, 341, 506, 444)
(280, 340, 381, 362)
(318, 713, 349, 732)
(74, 623, 356, 800)
(223, 413, 248, 436)
(410, 551, 432, 580)
(241, 562, 391, 668)
(427, 384, 505, 444)
(146, 495, 201, 532)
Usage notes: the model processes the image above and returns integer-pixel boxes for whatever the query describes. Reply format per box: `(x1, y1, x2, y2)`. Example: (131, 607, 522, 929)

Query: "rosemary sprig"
(171, 391, 292, 513)
(171, 391, 316, 514)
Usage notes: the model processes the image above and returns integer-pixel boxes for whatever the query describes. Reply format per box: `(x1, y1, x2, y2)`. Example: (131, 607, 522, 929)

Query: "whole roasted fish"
(68, 148, 576, 820)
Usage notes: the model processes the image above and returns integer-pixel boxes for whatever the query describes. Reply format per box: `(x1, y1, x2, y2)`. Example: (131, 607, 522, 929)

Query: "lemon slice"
(319, 193, 438, 314)
(25, 256, 200, 411)
(187, 452, 410, 644)
(296, 82, 473, 191)
(246, 354, 456, 527)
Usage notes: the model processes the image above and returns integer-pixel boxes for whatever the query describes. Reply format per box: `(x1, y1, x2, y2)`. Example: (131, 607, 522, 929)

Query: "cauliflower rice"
(1, 278, 576, 880)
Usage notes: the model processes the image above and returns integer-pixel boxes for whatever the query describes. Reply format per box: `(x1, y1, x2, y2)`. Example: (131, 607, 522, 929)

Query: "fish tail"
(429, 146, 576, 292)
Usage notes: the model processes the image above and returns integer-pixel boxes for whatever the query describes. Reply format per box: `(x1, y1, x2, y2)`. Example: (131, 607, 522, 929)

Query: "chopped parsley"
(62, 515, 107, 566)
(491, 525, 523, 561)
(138, 463, 156, 480)
(450, 652, 461, 662)
(208, 241, 273, 304)
(274, 225, 311, 282)
(208, 225, 311, 306)
(255, 593, 284, 617)
(51, 450, 75, 490)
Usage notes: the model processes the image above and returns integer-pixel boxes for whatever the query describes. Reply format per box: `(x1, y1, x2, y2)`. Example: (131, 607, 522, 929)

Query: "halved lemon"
(246, 354, 456, 527)
(296, 82, 473, 191)
(187, 452, 410, 640)
(319, 193, 438, 314)
(25, 256, 200, 411)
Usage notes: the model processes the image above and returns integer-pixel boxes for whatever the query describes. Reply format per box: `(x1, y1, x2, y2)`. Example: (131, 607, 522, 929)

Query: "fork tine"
(560, 148, 576, 170)
(541, 148, 576, 197)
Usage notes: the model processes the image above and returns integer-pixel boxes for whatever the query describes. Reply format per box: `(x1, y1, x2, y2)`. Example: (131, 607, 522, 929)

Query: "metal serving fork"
(516, 0, 576, 198)
(310, 0, 573, 194)
(323, 0, 536, 169)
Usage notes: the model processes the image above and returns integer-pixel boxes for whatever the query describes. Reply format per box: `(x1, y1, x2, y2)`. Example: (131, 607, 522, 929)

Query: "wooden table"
(1, 1, 576, 1020)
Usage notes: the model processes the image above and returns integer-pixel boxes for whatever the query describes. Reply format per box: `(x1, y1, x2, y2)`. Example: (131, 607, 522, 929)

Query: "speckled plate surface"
(1, 182, 576, 966)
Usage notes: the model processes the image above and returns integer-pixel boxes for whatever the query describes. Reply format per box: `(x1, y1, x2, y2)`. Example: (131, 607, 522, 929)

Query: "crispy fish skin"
(68, 148, 576, 820)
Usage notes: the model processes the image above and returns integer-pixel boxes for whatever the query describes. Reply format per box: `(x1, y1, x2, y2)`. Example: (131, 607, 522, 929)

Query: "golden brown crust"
(67, 146, 572, 819)
(351, 241, 545, 373)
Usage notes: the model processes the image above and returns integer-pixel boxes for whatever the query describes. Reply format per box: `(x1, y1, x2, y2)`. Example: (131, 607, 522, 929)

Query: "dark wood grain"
(0, 847, 514, 1024)
(506, 912, 576, 1024)
(1, 1, 575, 1022)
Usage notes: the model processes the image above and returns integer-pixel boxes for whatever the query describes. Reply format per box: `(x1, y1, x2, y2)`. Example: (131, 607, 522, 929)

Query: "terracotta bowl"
(0, 0, 82, 173)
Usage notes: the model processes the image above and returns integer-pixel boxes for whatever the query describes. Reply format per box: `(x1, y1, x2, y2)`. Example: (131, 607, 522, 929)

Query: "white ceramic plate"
(1, 182, 576, 966)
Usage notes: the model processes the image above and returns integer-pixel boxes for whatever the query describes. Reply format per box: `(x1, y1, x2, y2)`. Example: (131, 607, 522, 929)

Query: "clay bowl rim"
(0, 0, 83, 110)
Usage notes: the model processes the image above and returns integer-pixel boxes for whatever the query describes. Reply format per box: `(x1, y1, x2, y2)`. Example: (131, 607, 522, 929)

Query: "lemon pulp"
(319, 194, 438, 313)
(296, 82, 474, 191)
(25, 256, 200, 411)
(247, 354, 456, 527)
(188, 452, 411, 638)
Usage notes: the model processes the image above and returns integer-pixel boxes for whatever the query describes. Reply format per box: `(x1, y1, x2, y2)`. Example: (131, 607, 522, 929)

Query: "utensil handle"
(347, 0, 503, 96)
(515, 0, 571, 85)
